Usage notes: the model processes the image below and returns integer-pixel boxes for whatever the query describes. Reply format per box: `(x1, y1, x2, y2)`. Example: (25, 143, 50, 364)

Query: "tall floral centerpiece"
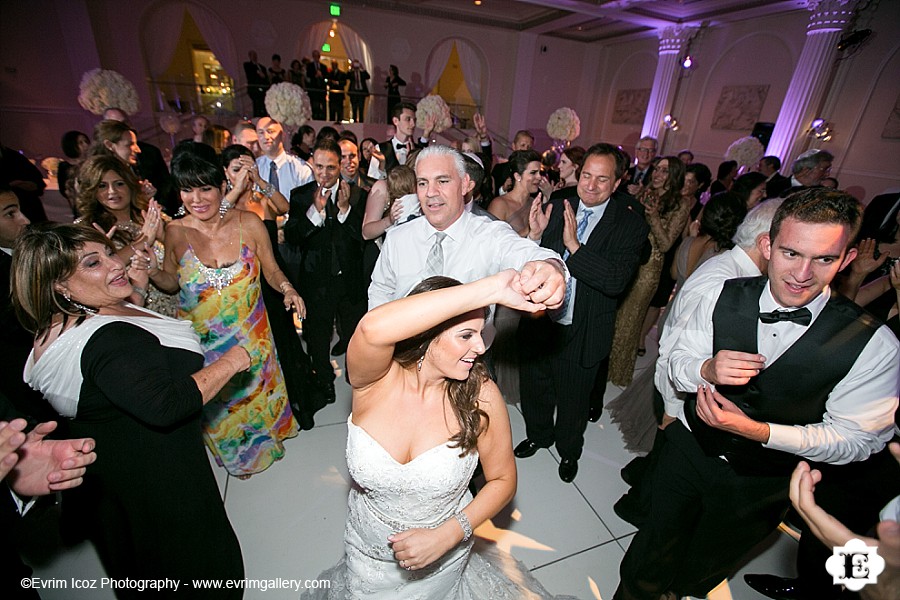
(416, 95, 452, 134)
(725, 136, 765, 174)
(265, 83, 311, 138)
(78, 69, 140, 115)
(547, 107, 581, 157)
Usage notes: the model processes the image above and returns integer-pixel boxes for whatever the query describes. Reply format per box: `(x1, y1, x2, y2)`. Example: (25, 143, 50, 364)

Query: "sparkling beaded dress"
(304, 416, 578, 599)
(177, 233, 297, 476)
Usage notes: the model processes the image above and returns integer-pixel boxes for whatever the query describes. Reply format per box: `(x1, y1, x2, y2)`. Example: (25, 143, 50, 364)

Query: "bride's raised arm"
(347, 269, 543, 389)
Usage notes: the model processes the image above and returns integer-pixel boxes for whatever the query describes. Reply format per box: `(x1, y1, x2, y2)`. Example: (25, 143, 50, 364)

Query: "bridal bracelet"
(453, 512, 472, 542)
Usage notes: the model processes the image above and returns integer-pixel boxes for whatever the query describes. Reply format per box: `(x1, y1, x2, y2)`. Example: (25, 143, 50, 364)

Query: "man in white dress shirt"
(615, 189, 900, 600)
(255, 117, 314, 197)
(368, 145, 566, 323)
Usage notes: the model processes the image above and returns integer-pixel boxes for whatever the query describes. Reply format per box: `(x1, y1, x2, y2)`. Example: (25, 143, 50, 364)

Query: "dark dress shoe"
(513, 439, 543, 458)
(331, 340, 348, 356)
(559, 458, 578, 482)
(297, 411, 315, 431)
(588, 405, 602, 422)
(743, 574, 805, 600)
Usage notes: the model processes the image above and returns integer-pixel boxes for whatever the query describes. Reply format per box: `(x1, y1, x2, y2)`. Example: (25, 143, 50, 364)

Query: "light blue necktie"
(554, 208, 593, 321)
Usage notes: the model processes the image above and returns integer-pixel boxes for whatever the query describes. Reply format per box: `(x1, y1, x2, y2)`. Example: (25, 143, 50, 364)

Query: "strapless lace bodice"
(347, 416, 478, 531)
(303, 417, 578, 599)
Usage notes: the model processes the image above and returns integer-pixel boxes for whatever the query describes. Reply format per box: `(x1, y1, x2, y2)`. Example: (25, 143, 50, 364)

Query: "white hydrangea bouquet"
(265, 83, 311, 127)
(416, 95, 452, 133)
(547, 107, 581, 141)
(78, 69, 140, 115)
(725, 136, 765, 170)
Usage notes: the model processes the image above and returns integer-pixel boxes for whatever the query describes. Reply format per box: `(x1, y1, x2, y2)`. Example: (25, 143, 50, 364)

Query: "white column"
(766, 0, 857, 166)
(641, 26, 697, 141)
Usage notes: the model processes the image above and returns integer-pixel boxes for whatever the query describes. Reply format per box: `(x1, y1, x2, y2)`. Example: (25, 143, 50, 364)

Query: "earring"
(219, 198, 230, 219)
(175, 205, 186, 217)
(61, 289, 97, 315)
(417, 356, 424, 372)
(225, 180, 234, 192)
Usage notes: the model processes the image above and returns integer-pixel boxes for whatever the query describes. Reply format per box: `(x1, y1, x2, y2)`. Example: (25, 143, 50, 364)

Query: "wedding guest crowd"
(7, 57, 900, 600)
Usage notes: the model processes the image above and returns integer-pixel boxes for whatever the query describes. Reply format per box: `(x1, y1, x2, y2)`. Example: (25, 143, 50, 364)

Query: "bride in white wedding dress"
(305, 271, 577, 599)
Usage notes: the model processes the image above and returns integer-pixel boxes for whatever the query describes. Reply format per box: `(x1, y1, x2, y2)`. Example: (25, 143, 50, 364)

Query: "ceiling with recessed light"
(336, 0, 806, 43)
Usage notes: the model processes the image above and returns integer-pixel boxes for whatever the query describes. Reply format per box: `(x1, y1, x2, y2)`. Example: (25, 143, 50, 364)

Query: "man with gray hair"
(656, 198, 784, 426)
(369, 145, 566, 322)
(623, 136, 658, 196)
(781, 148, 834, 196)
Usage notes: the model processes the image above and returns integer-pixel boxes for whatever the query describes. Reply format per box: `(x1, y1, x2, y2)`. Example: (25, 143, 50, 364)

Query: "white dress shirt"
(369, 210, 566, 343)
(554, 199, 608, 326)
(656, 246, 761, 420)
(668, 280, 900, 464)
(256, 151, 314, 198)
(304, 181, 350, 226)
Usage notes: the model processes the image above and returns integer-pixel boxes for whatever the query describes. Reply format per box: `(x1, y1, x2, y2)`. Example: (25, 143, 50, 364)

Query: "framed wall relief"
(612, 88, 651, 125)
(711, 85, 770, 130)
(882, 92, 900, 139)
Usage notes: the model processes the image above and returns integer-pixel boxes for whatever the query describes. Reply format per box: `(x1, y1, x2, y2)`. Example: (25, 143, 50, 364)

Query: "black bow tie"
(395, 142, 408, 150)
(758, 308, 812, 326)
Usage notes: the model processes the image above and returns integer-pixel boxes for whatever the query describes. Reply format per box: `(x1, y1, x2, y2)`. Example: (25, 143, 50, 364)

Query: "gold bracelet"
(279, 281, 294, 294)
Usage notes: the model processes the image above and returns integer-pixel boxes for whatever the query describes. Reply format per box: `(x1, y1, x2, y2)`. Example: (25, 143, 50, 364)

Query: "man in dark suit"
(758, 155, 791, 199)
(328, 60, 346, 122)
(283, 140, 367, 401)
(306, 51, 328, 121)
(515, 143, 650, 482)
(619, 136, 657, 196)
(243, 51, 269, 118)
(346, 59, 370, 123)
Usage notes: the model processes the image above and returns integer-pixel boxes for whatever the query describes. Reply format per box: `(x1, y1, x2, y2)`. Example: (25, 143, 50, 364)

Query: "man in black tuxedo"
(615, 190, 899, 600)
(780, 148, 834, 197)
(328, 60, 346, 122)
(283, 140, 367, 401)
(346, 59, 370, 123)
(515, 143, 649, 482)
(243, 51, 269, 118)
(369, 101, 431, 178)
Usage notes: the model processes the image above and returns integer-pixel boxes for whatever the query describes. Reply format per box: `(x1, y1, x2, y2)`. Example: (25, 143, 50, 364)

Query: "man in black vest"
(615, 189, 900, 600)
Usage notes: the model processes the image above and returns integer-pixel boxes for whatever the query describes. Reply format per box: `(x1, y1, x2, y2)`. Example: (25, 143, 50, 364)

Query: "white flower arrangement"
(265, 83, 311, 128)
(41, 157, 61, 177)
(78, 69, 140, 116)
(725, 136, 765, 169)
(416, 95, 452, 133)
(546, 107, 581, 142)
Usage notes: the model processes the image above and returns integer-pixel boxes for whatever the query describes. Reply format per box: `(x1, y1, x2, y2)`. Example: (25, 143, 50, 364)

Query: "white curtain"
(142, 2, 238, 80)
(338, 24, 373, 74)
(297, 22, 335, 63)
(454, 39, 484, 106)
(187, 5, 239, 80)
(142, 4, 186, 77)
(424, 40, 455, 93)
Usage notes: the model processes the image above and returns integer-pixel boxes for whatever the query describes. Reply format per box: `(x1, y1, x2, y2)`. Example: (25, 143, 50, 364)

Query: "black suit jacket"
(347, 68, 370, 95)
(540, 191, 649, 365)
(283, 182, 368, 301)
(859, 192, 900, 244)
(135, 141, 177, 216)
(765, 173, 791, 199)
(377, 138, 426, 174)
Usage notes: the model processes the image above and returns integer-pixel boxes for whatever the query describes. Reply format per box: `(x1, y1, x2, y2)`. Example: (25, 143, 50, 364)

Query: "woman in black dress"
(13, 223, 247, 597)
(385, 64, 406, 123)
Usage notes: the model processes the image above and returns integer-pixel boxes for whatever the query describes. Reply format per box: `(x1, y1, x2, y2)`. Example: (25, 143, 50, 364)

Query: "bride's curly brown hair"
(392, 276, 490, 455)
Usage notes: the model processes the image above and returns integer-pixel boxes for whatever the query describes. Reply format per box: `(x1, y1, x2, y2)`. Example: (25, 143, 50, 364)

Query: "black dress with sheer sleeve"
(67, 321, 243, 597)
